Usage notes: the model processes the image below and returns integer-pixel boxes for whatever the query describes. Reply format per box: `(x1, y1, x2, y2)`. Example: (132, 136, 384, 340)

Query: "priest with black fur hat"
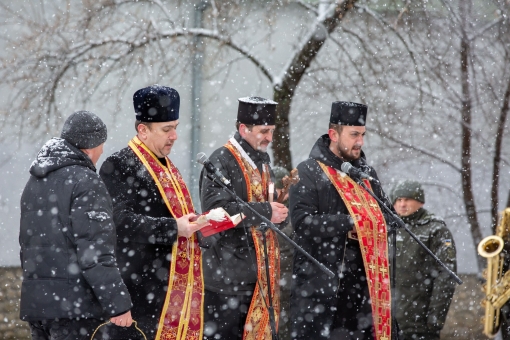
(99, 84, 209, 339)
(289, 101, 395, 340)
(199, 96, 289, 339)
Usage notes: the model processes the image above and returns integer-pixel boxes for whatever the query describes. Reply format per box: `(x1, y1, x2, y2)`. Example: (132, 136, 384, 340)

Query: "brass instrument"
(478, 208, 510, 338)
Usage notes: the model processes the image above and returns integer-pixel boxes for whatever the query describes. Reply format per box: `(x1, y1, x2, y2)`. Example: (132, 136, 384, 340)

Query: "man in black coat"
(99, 85, 208, 340)
(199, 97, 289, 339)
(289, 102, 394, 340)
(20, 111, 133, 340)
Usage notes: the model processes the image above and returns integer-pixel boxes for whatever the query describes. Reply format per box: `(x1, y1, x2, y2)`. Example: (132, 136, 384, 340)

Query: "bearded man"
(290, 102, 394, 340)
(199, 97, 288, 340)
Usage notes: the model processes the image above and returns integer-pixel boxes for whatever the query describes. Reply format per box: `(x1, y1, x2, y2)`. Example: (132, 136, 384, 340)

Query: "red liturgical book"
(195, 207, 245, 237)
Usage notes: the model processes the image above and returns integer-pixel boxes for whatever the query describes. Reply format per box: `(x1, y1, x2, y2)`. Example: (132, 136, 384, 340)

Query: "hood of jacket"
(29, 137, 96, 178)
(309, 134, 368, 171)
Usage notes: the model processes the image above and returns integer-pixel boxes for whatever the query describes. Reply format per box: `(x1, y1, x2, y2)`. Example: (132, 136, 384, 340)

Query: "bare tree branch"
(468, 15, 505, 42)
(294, 0, 318, 15)
(367, 126, 462, 172)
(355, 4, 424, 113)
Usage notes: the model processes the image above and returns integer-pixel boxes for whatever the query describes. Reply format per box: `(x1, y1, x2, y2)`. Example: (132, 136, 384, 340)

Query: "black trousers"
(203, 289, 253, 340)
(330, 240, 374, 340)
(29, 319, 104, 340)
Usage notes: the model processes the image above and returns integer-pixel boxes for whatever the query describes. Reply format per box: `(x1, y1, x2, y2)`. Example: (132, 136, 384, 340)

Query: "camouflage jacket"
(394, 208, 457, 336)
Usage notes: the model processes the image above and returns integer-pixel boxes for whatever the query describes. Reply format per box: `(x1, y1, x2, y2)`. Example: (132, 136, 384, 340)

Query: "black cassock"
(100, 147, 180, 340)
(290, 134, 393, 340)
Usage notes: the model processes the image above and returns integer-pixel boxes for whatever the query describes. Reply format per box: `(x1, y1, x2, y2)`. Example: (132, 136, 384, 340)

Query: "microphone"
(340, 162, 376, 182)
(197, 152, 231, 186)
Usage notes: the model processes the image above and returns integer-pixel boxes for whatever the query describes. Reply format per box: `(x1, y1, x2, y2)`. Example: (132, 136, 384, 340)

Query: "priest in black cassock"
(100, 85, 208, 340)
(289, 102, 394, 340)
(199, 97, 289, 340)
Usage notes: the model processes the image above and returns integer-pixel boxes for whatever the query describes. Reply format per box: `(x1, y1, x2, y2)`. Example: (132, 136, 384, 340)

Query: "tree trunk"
(271, 0, 358, 169)
(459, 1, 483, 272)
(491, 77, 510, 231)
(273, 87, 293, 169)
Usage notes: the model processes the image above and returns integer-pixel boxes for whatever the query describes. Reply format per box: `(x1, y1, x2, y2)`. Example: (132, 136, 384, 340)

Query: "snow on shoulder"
(238, 96, 277, 105)
(32, 138, 72, 168)
(39, 137, 67, 156)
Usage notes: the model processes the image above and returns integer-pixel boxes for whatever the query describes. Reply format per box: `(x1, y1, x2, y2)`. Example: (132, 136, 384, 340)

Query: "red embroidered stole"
(128, 136, 204, 340)
(318, 161, 391, 340)
(224, 141, 280, 340)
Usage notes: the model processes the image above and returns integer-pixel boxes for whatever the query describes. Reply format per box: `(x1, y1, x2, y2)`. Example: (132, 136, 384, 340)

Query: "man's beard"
(337, 143, 361, 161)
(257, 142, 269, 153)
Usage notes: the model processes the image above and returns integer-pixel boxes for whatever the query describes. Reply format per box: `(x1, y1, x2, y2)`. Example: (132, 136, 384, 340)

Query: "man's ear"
(137, 123, 148, 140)
(239, 123, 248, 138)
(328, 128, 338, 142)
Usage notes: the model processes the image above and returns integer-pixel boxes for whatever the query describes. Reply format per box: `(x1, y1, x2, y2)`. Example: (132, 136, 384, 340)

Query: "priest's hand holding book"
(177, 213, 211, 238)
(192, 207, 246, 237)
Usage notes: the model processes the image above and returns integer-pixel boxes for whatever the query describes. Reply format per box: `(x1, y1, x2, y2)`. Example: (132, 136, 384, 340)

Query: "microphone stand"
(352, 176, 463, 285)
(388, 204, 401, 339)
(205, 172, 336, 340)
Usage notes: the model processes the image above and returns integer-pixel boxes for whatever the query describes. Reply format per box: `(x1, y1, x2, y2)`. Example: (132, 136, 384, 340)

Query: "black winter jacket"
(199, 132, 275, 294)
(99, 146, 179, 338)
(289, 134, 393, 339)
(19, 138, 132, 321)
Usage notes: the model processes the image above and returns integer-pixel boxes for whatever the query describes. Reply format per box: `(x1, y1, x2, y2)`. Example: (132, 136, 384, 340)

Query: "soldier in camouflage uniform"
(392, 180, 457, 340)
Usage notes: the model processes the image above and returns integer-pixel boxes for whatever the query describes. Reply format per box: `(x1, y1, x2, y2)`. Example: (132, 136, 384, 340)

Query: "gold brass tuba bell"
(478, 208, 510, 338)
(478, 235, 504, 259)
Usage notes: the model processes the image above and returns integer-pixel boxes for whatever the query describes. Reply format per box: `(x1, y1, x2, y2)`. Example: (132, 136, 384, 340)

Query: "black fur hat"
(237, 97, 277, 125)
(133, 85, 180, 122)
(330, 101, 367, 126)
